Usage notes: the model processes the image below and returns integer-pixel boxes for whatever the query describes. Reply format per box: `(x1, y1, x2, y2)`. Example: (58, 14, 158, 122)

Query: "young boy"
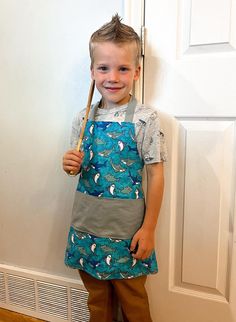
(63, 14, 167, 322)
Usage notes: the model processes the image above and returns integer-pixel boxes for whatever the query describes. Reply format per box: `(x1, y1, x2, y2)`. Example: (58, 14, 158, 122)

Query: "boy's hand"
(62, 150, 84, 176)
(130, 227, 155, 260)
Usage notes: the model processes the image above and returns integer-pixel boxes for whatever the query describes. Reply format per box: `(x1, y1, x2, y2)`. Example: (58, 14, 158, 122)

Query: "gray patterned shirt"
(70, 101, 167, 164)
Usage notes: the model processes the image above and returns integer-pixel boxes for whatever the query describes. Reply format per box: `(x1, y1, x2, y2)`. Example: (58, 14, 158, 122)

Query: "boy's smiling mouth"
(105, 86, 123, 92)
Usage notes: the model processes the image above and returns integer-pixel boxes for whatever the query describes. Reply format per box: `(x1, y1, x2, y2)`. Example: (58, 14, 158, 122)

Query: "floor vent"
(37, 281, 68, 320)
(71, 288, 89, 322)
(0, 265, 89, 322)
(0, 272, 6, 303)
(7, 274, 36, 311)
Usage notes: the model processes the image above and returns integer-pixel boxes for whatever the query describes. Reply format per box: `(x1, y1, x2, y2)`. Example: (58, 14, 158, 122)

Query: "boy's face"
(91, 41, 140, 107)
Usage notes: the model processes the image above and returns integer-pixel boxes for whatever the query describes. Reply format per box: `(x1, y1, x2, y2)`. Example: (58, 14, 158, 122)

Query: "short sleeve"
(70, 105, 98, 148)
(141, 111, 168, 164)
(70, 114, 82, 149)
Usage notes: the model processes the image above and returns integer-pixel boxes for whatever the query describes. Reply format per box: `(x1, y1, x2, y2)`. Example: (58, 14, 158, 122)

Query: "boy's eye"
(97, 66, 108, 72)
(120, 67, 129, 72)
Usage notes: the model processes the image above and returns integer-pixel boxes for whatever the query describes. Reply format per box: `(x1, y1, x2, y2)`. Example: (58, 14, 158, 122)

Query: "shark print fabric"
(65, 226, 158, 280)
(77, 120, 144, 199)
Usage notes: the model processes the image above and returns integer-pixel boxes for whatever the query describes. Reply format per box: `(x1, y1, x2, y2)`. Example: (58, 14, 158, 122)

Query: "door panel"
(127, 0, 236, 321)
(190, 0, 232, 45)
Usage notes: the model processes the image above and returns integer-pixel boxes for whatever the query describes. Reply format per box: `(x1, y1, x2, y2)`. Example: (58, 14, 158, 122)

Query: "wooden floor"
(0, 308, 46, 322)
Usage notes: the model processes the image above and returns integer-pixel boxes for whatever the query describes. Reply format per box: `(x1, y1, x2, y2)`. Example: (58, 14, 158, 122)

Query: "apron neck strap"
(124, 96, 137, 122)
(89, 102, 99, 120)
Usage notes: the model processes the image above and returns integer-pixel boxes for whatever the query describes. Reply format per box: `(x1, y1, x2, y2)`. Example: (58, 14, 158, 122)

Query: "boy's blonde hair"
(89, 14, 141, 67)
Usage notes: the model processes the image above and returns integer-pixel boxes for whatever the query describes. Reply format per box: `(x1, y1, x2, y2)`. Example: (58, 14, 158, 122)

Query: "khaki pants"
(79, 270, 152, 322)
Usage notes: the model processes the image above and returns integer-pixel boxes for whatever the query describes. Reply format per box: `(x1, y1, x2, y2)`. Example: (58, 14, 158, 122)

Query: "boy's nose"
(108, 70, 119, 82)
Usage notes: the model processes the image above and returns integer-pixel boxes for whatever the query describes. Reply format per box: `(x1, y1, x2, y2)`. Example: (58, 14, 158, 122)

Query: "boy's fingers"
(66, 149, 83, 156)
(64, 160, 80, 168)
(63, 159, 77, 169)
(72, 150, 84, 158)
(63, 151, 84, 164)
(134, 247, 153, 260)
(65, 155, 81, 163)
(62, 150, 84, 176)
(130, 236, 138, 252)
(133, 245, 145, 259)
(68, 151, 82, 160)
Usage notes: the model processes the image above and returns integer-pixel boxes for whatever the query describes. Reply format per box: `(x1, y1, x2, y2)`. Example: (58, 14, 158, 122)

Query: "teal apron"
(65, 97, 158, 280)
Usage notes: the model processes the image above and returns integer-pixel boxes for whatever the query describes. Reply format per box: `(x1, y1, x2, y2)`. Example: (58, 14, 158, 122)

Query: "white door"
(127, 1, 236, 321)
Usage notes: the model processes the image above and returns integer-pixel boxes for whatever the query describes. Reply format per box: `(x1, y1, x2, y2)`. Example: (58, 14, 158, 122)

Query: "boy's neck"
(100, 95, 132, 109)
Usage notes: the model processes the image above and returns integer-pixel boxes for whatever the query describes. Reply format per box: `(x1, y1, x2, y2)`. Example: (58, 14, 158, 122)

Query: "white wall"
(0, 0, 124, 278)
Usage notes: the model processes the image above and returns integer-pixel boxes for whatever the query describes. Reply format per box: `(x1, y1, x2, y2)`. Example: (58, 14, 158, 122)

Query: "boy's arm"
(130, 162, 164, 260)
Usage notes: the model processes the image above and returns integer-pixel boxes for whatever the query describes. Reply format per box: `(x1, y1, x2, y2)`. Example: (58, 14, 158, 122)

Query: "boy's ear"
(91, 67, 95, 80)
(134, 65, 141, 81)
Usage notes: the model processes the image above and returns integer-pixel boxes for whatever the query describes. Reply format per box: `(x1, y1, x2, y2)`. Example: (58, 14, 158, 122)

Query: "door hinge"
(141, 26, 146, 56)
(141, 25, 146, 56)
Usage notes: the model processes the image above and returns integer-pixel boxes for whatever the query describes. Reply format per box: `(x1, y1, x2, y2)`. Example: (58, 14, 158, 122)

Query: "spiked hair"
(89, 14, 141, 67)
